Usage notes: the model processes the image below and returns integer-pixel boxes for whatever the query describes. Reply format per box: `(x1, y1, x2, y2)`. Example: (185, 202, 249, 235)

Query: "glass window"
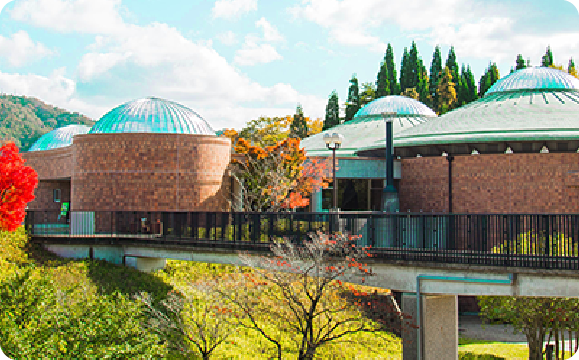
(338, 179, 369, 211)
(53, 189, 61, 203)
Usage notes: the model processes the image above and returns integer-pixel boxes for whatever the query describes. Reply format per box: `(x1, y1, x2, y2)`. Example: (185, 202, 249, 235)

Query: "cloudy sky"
(0, 0, 578, 130)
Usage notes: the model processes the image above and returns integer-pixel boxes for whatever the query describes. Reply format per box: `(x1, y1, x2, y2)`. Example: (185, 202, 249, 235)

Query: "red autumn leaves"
(0, 142, 38, 232)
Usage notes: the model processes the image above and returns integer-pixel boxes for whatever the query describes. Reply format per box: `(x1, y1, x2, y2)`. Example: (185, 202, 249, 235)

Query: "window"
(53, 189, 61, 203)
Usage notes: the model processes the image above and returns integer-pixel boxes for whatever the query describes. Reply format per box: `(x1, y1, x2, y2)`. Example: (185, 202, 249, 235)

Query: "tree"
(385, 43, 400, 95)
(417, 58, 430, 105)
(569, 58, 576, 76)
(478, 62, 500, 97)
(323, 91, 340, 130)
(445, 46, 460, 85)
(232, 138, 331, 211)
(401, 87, 419, 100)
(460, 65, 478, 105)
(399, 47, 410, 94)
(216, 232, 403, 360)
(239, 116, 292, 147)
(290, 104, 308, 139)
(428, 45, 443, 110)
(0, 142, 38, 232)
(375, 60, 391, 99)
(482, 230, 579, 360)
(541, 46, 554, 67)
(359, 82, 377, 107)
(516, 54, 526, 70)
(218, 129, 239, 148)
(135, 288, 236, 360)
(344, 75, 360, 122)
(436, 66, 457, 115)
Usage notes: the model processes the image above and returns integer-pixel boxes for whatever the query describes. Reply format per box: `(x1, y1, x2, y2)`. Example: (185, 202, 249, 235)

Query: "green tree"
(428, 45, 443, 110)
(460, 65, 478, 105)
(478, 62, 500, 97)
(239, 116, 292, 147)
(417, 58, 430, 105)
(289, 104, 308, 139)
(344, 74, 360, 122)
(569, 58, 576, 74)
(445, 46, 460, 84)
(375, 60, 391, 98)
(399, 47, 410, 94)
(541, 46, 554, 67)
(323, 91, 340, 130)
(359, 82, 377, 107)
(385, 43, 399, 95)
(515, 54, 526, 70)
(436, 66, 457, 115)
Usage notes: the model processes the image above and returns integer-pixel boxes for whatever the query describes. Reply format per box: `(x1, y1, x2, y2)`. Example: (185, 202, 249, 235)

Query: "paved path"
(459, 315, 578, 356)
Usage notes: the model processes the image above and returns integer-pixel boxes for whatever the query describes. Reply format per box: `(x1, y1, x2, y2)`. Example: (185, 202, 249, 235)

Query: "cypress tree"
(360, 82, 376, 107)
(569, 58, 576, 74)
(344, 74, 360, 122)
(429, 46, 443, 110)
(400, 47, 409, 94)
(417, 58, 430, 105)
(408, 41, 420, 90)
(515, 54, 526, 70)
(478, 62, 500, 97)
(290, 104, 308, 139)
(385, 44, 399, 95)
(445, 46, 459, 83)
(464, 65, 478, 104)
(376, 60, 391, 98)
(541, 46, 554, 67)
(323, 91, 340, 130)
(436, 66, 457, 115)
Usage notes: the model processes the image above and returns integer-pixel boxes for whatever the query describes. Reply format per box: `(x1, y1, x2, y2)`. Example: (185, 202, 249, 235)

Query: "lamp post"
(324, 133, 344, 210)
(381, 112, 400, 212)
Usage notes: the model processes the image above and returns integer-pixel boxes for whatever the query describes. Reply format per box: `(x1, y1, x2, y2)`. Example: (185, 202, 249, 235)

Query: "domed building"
(302, 95, 437, 211)
(304, 67, 579, 214)
(23, 97, 233, 223)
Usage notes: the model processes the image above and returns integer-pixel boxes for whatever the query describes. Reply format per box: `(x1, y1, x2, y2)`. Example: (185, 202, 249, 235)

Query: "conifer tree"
(541, 46, 554, 67)
(445, 46, 460, 84)
(344, 75, 360, 122)
(417, 58, 430, 105)
(376, 60, 391, 98)
(323, 91, 340, 130)
(359, 82, 377, 107)
(463, 65, 478, 104)
(290, 104, 308, 139)
(436, 66, 457, 115)
(569, 58, 576, 74)
(478, 63, 500, 97)
(408, 41, 420, 90)
(385, 44, 399, 95)
(429, 45, 443, 110)
(400, 47, 409, 94)
(516, 54, 526, 70)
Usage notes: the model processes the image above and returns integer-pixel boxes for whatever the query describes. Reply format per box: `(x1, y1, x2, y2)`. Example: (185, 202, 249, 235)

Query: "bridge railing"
(24, 211, 579, 270)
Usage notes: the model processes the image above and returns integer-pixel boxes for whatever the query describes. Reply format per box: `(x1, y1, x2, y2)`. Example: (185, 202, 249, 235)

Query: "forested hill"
(0, 94, 95, 151)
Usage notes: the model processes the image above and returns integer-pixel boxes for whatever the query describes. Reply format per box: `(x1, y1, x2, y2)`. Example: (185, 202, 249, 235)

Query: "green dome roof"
(29, 125, 91, 151)
(89, 97, 215, 135)
(486, 67, 579, 96)
(301, 96, 436, 157)
(353, 95, 436, 118)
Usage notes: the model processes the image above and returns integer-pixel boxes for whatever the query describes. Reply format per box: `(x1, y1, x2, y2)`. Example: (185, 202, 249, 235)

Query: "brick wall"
(400, 152, 579, 214)
(26, 180, 71, 211)
(72, 133, 232, 211)
(22, 147, 73, 180)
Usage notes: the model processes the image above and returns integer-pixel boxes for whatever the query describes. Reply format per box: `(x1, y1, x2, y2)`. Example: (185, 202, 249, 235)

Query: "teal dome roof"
(89, 97, 215, 135)
(353, 95, 437, 118)
(486, 67, 579, 96)
(29, 124, 91, 151)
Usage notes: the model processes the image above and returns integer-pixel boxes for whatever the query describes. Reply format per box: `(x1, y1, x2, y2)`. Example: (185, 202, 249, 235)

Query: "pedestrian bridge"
(26, 210, 579, 360)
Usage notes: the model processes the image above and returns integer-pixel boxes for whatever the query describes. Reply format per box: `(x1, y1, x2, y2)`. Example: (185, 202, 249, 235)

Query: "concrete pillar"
(402, 293, 458, 360)
(134, 257, 167, 273)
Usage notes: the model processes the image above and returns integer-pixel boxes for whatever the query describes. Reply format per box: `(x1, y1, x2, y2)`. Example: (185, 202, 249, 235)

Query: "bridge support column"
(402, 293, 458, 360)
(134, 257, 167, 273)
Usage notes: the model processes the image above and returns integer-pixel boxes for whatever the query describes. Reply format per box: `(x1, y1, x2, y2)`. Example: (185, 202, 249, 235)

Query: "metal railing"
(25, 211, 579, 270)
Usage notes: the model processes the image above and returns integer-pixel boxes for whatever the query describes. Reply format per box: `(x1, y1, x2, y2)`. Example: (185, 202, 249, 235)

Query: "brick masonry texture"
(71, 133, 231, 211)
(26, 180, 70, 211)
(22, 147, 73, 180)
(400, 153, 579, 214)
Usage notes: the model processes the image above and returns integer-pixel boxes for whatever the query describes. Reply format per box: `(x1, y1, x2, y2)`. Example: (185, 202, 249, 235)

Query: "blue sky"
(0, 0, 578, 130)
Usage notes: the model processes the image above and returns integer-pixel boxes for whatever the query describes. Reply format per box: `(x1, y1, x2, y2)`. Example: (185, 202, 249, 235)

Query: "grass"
(459, 338, 529, 359)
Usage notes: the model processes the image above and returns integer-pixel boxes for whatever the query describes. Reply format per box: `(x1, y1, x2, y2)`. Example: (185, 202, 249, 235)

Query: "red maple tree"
(0, 142, 38, 232)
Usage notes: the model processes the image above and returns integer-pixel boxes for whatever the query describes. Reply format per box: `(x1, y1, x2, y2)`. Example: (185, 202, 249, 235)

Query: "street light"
(324, 132, 344, 210)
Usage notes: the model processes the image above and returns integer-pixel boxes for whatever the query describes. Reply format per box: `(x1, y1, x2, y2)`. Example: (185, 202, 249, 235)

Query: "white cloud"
(9, 0, 125, 34)
(212, 0, 257, 20)
(0, 30, 53, 66)
(255, 17, 284, 42)
(234, 41, 282, 66)
(77, 52, 131, 81)
(0, 0, 13, 13)
(217, 30, 237, 46)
